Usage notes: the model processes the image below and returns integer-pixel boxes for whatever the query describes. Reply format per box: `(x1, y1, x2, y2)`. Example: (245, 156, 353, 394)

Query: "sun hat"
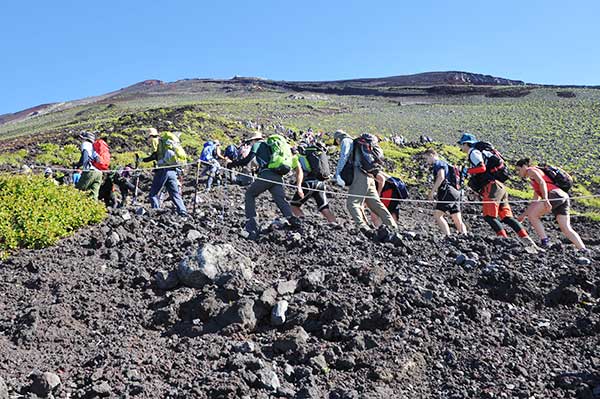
(457, 133, 478, 145)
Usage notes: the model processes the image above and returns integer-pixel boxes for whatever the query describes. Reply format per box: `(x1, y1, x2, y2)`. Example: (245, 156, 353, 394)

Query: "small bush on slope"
(0, 174, 106, 258)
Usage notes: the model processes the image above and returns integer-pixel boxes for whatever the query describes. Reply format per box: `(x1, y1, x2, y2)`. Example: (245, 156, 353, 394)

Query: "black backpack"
(303, 144, 331, 181)
(388, 176, 409, 199)
(539, 164, 573, 192)
(468, 141, 509, 192)
(446, 163, 462, 190)
(354, 133, 384, 176)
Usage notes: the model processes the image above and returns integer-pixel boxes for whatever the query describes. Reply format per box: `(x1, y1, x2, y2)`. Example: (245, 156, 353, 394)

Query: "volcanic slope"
(0, 178, 599, 399)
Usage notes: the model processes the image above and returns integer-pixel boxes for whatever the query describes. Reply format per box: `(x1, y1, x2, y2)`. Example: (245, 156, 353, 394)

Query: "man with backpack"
(146, 131, 188, 216)
(75, 131, 106, 200)
(227, 131, 301, 240)
(458, 133, 536, 246)
(333, 130, 397, 231)
(515, 158, 587, 252)
(370, 171, 408, 227)
(423, 149, 467, 236)
(290, 143, 337, 223)
(199, 140, 227, 190)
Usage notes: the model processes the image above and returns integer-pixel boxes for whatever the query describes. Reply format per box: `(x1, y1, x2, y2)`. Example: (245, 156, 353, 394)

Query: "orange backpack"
(92, 139, 111, 170)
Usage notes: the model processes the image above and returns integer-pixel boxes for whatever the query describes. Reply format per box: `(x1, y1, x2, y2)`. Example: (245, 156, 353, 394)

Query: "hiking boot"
(288, 216, 302, 229)
(578, 247, 592, 256)
(376, 225, 394, 243)
(360, 227, 375, 240)
(246, 231, 259, 241)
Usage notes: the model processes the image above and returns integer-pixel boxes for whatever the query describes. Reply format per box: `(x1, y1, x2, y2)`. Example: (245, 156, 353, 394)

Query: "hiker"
(290, 143, 337, 223)
(145, 131, 188, 216)
(97, 166, 137, 208)
(72, 169, 82, 185)
(44, 167, 59, 185)
(199, 140, 227, 190)
(423, 149, 467, 236)
(75, 131, 105, 200)
(458, 133, 536, 246)
(370, 171, 408, 227)
(333, 130, 397, 231)
(227, 131, 301, 240)
(140, 128, 160, 166)
(115, 166, 138, 206)
(515, 158, 587, 251)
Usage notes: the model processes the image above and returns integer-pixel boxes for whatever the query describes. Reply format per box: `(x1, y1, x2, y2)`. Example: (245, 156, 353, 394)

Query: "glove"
(335, 175, 345, 187)
(461, 166, 469, 178)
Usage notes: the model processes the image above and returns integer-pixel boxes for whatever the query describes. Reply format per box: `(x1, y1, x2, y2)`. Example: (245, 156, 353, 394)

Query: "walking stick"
(192, 160, 201, 215)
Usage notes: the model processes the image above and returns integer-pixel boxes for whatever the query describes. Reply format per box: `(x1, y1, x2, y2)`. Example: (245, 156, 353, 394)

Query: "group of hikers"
(50, 125, 589, 254)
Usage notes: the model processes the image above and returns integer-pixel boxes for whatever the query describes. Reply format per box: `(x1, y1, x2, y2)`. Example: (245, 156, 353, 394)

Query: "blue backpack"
(388, 176, 409, 199)
(224, 144, 239, 161)
(200, 141, 216, 162)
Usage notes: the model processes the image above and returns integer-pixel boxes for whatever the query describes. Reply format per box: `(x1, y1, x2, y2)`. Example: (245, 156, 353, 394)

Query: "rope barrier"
(6, 160, 600, 206)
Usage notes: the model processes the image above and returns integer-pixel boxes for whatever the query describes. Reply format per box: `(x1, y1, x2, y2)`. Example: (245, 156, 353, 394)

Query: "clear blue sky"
(1, 0, 599, 114)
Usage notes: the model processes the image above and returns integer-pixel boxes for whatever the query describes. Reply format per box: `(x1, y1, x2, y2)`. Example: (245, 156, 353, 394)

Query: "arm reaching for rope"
(295, 164, 304, 199)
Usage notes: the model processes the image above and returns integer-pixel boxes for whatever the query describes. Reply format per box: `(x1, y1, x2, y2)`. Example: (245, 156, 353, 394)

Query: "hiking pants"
(149, 169, 187, 215)
(76, 170, 103, 200)
(201, 160, 220, 189)
(347, 168, 397, 230)
(244, 169, 292, 232)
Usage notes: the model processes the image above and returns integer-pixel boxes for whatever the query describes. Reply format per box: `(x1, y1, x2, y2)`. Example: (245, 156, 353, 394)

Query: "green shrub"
(36, 143, 80, 166)
(0, 149, 28, 166)
(0, 174, 106, 258)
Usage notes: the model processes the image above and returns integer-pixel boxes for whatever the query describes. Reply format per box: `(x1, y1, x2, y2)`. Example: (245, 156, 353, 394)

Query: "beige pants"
(346, 169, 397, 229)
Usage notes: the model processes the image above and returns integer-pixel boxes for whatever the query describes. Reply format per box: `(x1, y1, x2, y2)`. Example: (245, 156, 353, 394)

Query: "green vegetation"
(0, 174, 106, 258)
(0, 84, 598, 221)
(0, 149, 28, 166)
(36, 143, 80, 166)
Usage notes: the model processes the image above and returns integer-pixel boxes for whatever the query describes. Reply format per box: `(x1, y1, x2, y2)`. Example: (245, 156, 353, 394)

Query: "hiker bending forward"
(333, 130, 397, 231)
(228, 132, 301, 240)
(516, 158, 586, 251)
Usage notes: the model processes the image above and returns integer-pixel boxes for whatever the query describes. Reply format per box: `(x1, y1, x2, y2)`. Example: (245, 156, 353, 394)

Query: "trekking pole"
(192, 160, 201, 215)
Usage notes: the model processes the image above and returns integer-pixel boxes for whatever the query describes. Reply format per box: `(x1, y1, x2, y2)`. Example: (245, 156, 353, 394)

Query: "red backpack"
(92, 139, 111, 170)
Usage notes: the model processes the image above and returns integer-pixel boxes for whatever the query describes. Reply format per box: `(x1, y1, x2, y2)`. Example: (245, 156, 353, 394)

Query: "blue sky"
(1, 0, 599, 114)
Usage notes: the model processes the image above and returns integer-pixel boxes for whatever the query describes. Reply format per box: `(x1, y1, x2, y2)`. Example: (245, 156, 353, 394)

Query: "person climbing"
(423, 149, 467, 236)
(139, 128, 160, 166)
(75, 131, 104, 200)
(290, 143, 337, 223)
(458, 133, 536, 246)
(72, 169, 82, 185)
(199, 140, 227, 190)
(515, 158, 587, 252)
(145, 131, 188, 216)
(333, 130, 397, 232)
(44, 167, 59, 185)
(227, 131, 301, 240)
(98, 171, 118, 207)
(370, 171, 408, 227)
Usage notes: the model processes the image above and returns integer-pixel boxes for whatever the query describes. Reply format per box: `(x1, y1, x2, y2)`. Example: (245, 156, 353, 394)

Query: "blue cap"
(457, 133, 477, 145)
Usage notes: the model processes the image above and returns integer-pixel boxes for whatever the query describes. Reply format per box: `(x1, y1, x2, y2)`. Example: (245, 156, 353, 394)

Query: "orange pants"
(481, 181, 513, 219)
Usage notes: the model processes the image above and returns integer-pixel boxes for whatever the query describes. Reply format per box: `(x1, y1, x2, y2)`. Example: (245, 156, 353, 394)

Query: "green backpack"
(266, 134, 293, 175)
(158, 132, 187, 166)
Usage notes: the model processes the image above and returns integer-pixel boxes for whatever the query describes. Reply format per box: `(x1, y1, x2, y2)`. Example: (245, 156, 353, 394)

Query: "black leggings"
(484, 215, 525, 234)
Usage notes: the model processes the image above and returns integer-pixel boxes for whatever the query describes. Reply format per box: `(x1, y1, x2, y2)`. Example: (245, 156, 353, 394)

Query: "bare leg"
(451, 212, 467, 234)
(321, 208, 337, 223)
(434, 210, 451, 236)
(526, 202, 548, 241)
(556, 214, 586, 250)
(291, 206, 304, 218)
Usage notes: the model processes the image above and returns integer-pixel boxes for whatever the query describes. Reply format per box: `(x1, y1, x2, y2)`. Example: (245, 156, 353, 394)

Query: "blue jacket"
(335, 137, 354, 178)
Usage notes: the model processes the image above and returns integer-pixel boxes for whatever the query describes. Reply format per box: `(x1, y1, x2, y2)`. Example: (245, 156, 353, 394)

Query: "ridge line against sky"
(1, 0, 599, 114)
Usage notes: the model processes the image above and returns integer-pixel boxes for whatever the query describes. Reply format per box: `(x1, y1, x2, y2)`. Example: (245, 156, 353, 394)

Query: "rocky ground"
(0, 176, 599, 399)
